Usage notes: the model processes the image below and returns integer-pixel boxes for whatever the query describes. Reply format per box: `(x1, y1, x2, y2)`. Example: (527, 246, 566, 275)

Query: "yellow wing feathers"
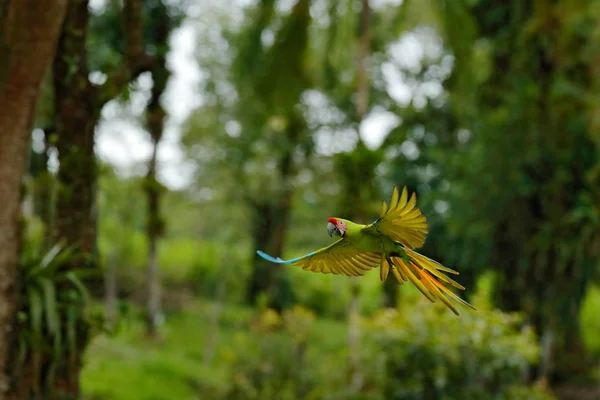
(373, 186, 429, 249)
(291, 240, 381, 277)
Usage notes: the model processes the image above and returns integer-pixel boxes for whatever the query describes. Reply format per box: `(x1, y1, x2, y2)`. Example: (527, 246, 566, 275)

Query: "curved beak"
(327, 222, 338, 237)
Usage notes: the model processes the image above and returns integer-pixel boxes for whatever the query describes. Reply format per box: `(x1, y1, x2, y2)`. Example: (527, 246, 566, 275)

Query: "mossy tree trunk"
(50, 0, 158, 396)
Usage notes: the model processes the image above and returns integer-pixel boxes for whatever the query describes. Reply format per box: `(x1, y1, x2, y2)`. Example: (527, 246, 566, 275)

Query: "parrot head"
(327, 218, 346, 237)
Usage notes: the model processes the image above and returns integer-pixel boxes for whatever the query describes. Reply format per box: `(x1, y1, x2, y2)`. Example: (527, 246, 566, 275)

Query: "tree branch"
(98, 0, 157, 106)
(124, 0, 145, 63)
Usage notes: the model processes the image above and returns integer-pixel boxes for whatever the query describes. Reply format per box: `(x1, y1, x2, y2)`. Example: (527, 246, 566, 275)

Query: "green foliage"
(87, 0, 186, 75)
(98, 169, 147, 271)
(222, 306, 319, 400)
(435, 1, 600, 380)
(81, 299, 557, 400)
(581, 286, 600, 356)
(366, 304, 548, 399)
(16, 241, 101, 394)
(366, 0, 600, 381)
(87, 0, 124, 74)
(161, 238, 250, 303)
(185, 0, 314, 203)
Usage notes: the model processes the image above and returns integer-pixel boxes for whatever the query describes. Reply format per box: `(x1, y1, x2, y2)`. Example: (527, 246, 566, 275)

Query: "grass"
(81, 302, 245, 400)
(81, 300, 347, 400)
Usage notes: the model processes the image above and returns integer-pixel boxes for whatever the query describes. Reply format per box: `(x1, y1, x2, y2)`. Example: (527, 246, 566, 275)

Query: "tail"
(380, 248, 476, 315)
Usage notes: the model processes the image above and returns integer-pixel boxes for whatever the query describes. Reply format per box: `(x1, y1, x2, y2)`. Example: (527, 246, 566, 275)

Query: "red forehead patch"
(328, 218, 338, 224)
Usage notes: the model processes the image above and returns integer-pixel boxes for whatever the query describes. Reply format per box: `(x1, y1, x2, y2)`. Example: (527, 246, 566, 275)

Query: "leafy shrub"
(222, 306, 320, 400)
(363, 302, 557, 400)
(580, 286, 600, 355)
(15, 242, 101, 396)
(220, 301, 556, 400)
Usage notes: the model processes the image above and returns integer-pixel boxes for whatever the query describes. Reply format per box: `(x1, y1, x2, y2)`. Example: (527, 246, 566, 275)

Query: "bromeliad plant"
(14, 241, 100, 396)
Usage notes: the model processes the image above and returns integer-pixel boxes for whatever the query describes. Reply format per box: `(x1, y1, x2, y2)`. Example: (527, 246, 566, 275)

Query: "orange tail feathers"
(383, 249, 477, 316)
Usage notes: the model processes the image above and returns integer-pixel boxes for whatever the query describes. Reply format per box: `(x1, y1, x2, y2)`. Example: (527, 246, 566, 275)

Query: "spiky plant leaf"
(39, 244, 63, 271)
(45, 244, 80, 274)
(38, 278, 59, 335)
(65, 271, 91, 306)
(37, 276, 63, 357)
(24, 243, 60, 280)
(27, 286, 43, 342)
(25, 242, 75, 280)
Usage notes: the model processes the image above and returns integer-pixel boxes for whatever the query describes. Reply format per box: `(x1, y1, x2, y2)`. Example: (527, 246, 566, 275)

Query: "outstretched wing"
(257, 239, 381, 276)
(363, 186, 428, 249)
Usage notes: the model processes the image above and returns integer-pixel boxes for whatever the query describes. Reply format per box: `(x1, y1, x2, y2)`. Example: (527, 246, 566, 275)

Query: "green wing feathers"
(369, 186, 429, 249)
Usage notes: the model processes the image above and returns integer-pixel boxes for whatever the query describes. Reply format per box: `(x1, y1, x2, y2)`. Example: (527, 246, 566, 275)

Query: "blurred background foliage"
(13, 0, 600, 399)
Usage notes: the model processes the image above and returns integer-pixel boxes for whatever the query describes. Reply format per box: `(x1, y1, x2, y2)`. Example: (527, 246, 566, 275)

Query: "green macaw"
(257, 186, 476, 315)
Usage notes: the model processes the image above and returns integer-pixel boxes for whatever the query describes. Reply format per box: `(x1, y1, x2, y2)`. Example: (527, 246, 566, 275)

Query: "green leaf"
(25, 243, 80, 280)
(40, 243, 63, 269)
(38, 278, 59, 335)
(26, 243, 62, 279)
(66, 271, 91, 306)
(27, 286, 43, 341)
(48, 244, 80, 272)
(37, 277, 62, 356)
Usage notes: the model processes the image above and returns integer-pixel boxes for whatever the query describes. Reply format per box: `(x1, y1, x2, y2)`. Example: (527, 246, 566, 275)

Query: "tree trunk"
(246, 115, 301, 311)
(50, 0, 159, 392)
(144, 10, 170, 335)
(247, 198, 294, 310)
(0, 1, 68, 397)
(51, 1, 99, 395)
(242, 0, 311, 311)
(145, 233, 161, 336)
(27, 128, 55, 249)
(53, 0, 99, 260)
(145, 146, 162, 338)
(104, 253, 119, 330)
(347, 0, 371, 392)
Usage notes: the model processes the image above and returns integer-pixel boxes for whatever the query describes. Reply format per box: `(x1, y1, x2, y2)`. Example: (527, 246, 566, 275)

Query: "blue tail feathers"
(256, 250, 317, 264)
(256, 250, 287, 263)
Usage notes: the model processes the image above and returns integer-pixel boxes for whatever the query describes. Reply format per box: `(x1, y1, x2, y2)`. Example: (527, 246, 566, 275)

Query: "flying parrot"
(257, 187, 476, 315)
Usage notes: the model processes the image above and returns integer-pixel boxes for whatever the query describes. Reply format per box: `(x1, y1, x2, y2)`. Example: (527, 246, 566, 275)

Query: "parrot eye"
(337, 221, 346, 236)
